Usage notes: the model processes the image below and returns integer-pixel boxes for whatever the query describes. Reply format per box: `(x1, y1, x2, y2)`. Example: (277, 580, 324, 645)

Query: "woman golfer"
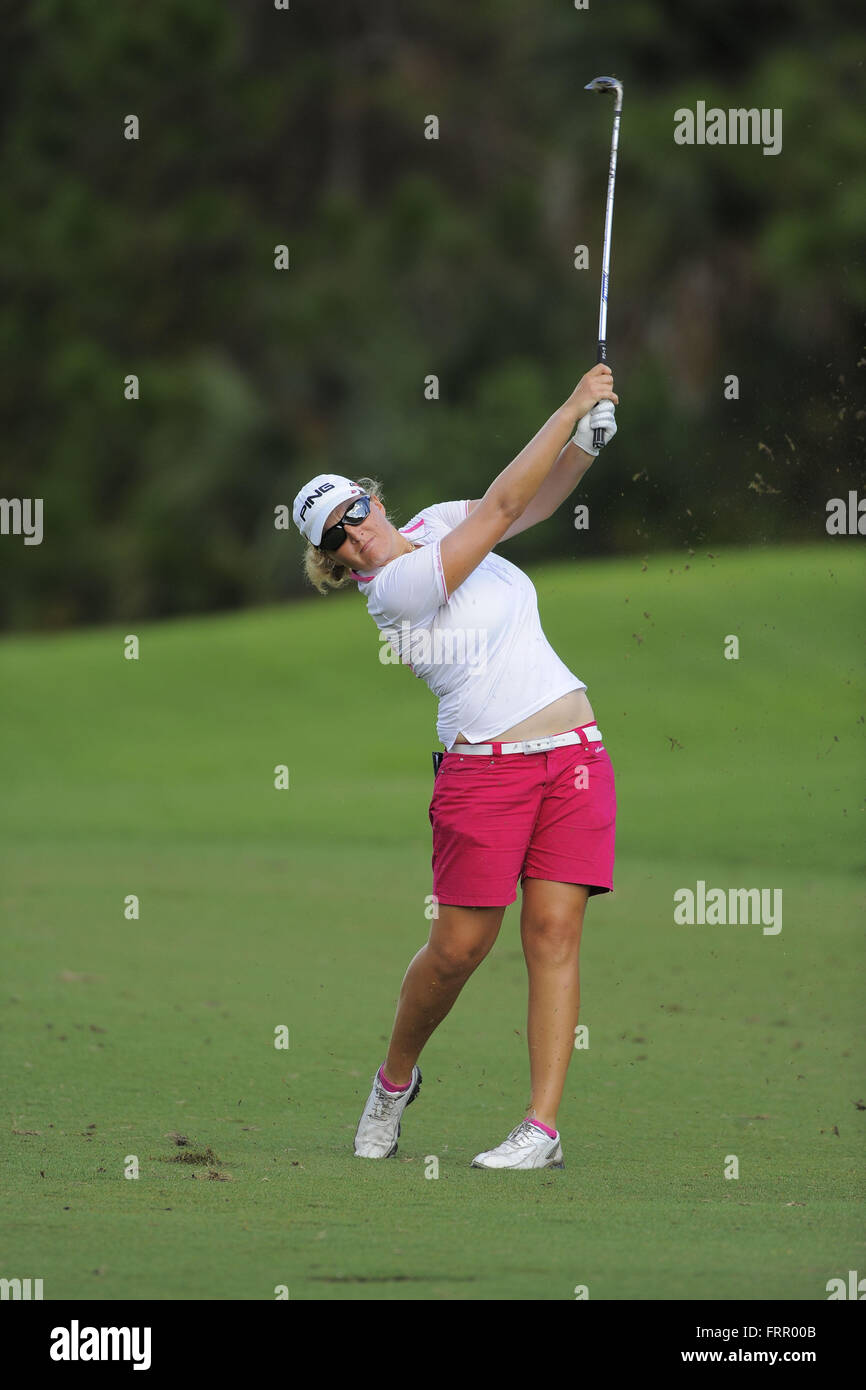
(293, 363, 618, 1170)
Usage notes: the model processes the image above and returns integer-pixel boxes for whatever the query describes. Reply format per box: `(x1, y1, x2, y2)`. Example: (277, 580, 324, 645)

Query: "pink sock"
(379, 1065, 411, 1093)
(527, 1117, 558, 1139)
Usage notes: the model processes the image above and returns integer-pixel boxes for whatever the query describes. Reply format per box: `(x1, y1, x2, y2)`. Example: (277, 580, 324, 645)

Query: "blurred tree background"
(0, 0, 863, 629)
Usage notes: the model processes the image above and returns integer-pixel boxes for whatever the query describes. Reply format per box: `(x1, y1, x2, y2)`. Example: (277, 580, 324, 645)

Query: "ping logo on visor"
(299, 482, 335, 521)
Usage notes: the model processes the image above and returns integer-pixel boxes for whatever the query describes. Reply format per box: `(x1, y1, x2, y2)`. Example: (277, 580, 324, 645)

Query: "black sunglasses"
(319, 494, 372, 552)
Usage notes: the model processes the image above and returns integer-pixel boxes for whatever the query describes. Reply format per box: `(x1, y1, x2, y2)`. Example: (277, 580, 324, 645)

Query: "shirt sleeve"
(370, 541, 449, 626)
(416, 500, 472, 534)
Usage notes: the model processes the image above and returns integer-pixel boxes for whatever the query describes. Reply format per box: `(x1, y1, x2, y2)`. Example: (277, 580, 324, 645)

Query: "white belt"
(446, 725, 603, 756)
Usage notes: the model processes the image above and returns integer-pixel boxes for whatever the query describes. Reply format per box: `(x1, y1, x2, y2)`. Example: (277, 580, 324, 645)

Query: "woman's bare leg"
(382, 903, 506, 1086)
(519, 878, 590, 1129)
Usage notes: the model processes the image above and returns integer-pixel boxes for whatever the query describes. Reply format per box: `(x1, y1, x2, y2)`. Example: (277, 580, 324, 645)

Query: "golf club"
(585, 75, 623, 449)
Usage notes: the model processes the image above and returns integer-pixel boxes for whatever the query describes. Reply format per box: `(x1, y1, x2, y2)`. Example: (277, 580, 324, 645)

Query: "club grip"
(594, 341, 608, 444)
(594, 342, 609, 447)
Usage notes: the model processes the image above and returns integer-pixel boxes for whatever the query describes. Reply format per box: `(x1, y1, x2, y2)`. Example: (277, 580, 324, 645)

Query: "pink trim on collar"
(352, 519, 425, 582)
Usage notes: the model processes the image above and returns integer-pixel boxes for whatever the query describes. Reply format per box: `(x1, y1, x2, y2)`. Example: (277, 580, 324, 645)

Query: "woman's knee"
(520, 881, 588, 960)
(427, 905, 503, 977)
(521, 911, 584, 964)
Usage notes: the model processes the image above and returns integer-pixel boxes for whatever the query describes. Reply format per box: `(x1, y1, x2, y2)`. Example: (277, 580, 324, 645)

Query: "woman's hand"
(574, 399, 617, 456)
(566, 363, 619, 423)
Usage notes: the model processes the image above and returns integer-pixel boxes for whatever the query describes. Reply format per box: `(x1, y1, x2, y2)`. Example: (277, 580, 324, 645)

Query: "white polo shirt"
(350, 499, 586, 752)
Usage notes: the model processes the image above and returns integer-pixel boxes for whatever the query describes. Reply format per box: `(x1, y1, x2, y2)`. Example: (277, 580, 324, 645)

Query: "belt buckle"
(523, 735, 557, 753)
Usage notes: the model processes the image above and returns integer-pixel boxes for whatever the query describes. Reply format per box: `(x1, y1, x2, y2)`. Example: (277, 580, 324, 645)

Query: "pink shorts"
(428, 722, 617, 908)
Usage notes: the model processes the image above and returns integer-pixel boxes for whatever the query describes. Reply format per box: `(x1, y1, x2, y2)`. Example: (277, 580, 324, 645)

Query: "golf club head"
(585, 76, 623, 110)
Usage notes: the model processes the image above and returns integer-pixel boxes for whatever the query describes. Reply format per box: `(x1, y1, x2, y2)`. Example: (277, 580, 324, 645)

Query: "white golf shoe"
(353, 1065, 422, 1158)
(471, 1119, 564, 1170)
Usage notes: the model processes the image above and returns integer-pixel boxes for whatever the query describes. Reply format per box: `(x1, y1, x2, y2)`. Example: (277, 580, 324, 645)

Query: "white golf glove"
(574, 399, 617, 456)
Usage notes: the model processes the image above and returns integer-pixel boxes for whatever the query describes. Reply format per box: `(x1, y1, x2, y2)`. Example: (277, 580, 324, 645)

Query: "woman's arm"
(474, 440, 595, 540)
(438, 364, 617, 596)
(483, 380, 606, 519)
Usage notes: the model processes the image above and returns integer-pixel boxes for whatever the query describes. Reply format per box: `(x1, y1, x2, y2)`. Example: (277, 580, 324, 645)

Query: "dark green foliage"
(1, 1, 863, 628)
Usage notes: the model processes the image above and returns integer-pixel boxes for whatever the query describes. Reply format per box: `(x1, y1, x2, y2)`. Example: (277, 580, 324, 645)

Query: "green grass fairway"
(1, 542, 864, 1301)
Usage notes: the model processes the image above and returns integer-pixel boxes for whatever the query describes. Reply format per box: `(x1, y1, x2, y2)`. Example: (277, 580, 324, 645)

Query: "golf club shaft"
(594, 96, 622, 447)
